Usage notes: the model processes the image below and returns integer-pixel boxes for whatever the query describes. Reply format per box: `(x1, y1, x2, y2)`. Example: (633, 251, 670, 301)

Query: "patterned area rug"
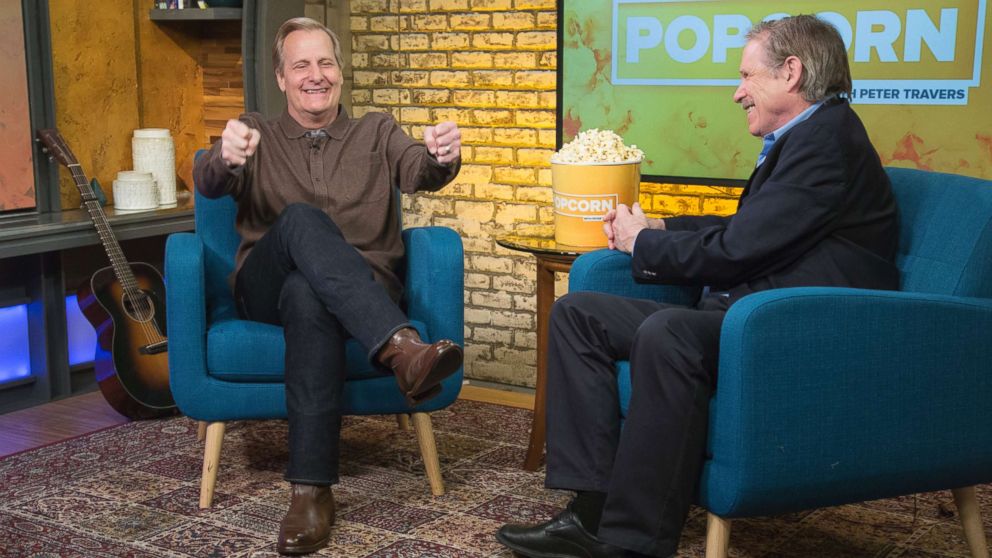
(0, 399, 988, 557)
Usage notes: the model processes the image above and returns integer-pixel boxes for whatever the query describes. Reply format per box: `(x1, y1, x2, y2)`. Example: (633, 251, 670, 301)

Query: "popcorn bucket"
(552, 159, 641, 248)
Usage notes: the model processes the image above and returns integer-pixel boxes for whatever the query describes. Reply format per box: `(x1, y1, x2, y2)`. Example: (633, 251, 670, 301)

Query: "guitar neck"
(66, 166, 141, 293)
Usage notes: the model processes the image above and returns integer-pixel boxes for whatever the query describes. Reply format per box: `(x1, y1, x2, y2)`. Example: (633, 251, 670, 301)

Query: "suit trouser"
(234, 203, 410, 485)
(545, 291, 727, 557)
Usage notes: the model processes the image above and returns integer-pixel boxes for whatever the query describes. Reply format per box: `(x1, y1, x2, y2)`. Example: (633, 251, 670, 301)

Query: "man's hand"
(604, 202, 652, 253)
(424, 121, 462, 165)
(220, 119, 261, 167)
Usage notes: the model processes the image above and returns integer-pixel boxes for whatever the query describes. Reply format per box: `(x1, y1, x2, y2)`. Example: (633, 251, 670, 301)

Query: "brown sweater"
(193, 108, 459, 302)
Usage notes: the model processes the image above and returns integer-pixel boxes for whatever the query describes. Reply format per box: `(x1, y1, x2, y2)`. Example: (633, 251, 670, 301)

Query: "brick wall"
(330, 0, 742, 387)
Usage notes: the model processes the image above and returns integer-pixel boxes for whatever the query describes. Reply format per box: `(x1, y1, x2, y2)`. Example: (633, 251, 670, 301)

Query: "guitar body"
(77, 262, 177, 419)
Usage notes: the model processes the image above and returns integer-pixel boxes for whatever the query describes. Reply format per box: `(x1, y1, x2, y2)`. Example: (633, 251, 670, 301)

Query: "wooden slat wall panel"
(200, 25, 244, 145)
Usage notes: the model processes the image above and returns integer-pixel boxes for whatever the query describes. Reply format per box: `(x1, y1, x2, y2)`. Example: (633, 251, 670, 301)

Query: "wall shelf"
(149, 8, 242, 21)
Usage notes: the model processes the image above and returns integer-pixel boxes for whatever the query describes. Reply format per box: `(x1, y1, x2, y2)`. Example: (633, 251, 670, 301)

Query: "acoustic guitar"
(37, 128, 177, 420)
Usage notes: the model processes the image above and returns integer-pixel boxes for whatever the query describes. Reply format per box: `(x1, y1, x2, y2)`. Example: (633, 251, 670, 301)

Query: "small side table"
(495, 234, 593, 470)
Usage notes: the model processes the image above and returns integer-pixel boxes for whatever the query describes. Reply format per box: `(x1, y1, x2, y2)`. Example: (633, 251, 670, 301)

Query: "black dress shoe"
(495, 506, 627, 558)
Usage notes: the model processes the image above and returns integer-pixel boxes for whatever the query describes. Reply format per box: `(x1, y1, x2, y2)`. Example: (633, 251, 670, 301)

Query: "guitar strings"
(69, 165, 164, 346)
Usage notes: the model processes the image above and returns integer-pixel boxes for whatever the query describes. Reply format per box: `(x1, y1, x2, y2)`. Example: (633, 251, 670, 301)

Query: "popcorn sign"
(554, 191, 620, 222)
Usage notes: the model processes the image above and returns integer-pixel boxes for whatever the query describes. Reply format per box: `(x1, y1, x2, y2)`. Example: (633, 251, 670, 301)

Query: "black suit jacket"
(632, 98, 899, 300)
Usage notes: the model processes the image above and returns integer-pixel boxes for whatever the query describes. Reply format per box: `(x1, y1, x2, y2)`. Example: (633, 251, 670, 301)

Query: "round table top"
(495, 234, 600, 257)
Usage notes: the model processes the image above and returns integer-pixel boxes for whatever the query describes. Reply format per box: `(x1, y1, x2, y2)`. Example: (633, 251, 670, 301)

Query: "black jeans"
(235, 203, 410, 485)
(545, 291, 727, 557)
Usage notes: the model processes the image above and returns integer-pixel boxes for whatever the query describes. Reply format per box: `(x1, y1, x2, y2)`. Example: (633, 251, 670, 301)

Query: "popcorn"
(551, 129, 644, 164)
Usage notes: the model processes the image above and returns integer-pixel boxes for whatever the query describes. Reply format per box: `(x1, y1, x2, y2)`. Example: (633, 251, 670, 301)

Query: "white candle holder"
(132, 128, 176, 207)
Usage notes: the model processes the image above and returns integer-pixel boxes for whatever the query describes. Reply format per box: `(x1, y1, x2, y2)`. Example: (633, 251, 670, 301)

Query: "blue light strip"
(0, 297, 97, 385)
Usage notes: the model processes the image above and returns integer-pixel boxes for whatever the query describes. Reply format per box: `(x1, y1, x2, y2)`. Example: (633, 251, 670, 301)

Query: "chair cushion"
(206, 319, 430, 382)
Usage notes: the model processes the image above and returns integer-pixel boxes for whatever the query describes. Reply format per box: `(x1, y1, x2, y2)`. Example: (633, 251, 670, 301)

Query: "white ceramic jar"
(132, 128, 176, 207)
(113, 171, 158, 212)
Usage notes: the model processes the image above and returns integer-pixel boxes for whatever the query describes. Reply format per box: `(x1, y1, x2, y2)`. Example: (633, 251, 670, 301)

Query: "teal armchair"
(569, 168, 992, 557)
(165, 179, 464, 508)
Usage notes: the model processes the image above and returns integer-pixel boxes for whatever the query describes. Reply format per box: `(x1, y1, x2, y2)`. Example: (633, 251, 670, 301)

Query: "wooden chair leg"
(411, 412, 444, 496)
(705, 513, 731, 558)
(396, 413, 410, 431)
(952, 486, 989, 558)
(196, 420, 207, 442)
(199, 422, 226, 509)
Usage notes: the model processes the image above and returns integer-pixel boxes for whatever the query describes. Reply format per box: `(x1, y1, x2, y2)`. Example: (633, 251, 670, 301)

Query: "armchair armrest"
(703, 287, 992, 517)
(569, 249, 700, 305)
(164, 232, 210, 411)
(402, 226, 464, 348)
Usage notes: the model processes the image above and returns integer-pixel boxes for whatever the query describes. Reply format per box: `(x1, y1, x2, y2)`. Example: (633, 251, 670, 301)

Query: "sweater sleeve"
(192, 114, 258, 199)
(380, 115, 460, 194)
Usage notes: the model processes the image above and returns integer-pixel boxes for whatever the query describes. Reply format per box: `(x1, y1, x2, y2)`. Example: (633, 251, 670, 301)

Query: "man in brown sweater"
(193, 17, 463, 556)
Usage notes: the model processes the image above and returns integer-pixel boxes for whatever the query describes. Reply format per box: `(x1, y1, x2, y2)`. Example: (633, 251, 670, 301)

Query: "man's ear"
(783, 55, 804, 92)
(276, 69, 287, 93)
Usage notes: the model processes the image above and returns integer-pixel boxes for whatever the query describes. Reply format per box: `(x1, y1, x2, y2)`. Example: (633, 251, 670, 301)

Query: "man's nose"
(307, 64, 323, 82)
(733, 82, 745, 103)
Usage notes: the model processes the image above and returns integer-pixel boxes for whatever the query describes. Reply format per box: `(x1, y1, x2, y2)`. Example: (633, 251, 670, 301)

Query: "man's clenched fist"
(221, 119, 261, 167)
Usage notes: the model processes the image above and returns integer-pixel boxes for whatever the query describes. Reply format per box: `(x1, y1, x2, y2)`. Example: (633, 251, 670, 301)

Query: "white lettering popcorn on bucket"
(553, 192, 620, 221)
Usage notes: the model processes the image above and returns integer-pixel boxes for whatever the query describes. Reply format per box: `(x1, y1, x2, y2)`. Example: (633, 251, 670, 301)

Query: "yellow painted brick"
(432, 107, 474, 122)
(352, 0, 390, 13)
(432, 107, 472, 126)
(453, 89, 496, 106)
(450, 13, 491, 30)
(410, 196, 456, 215)
(431, 0, 470, 9)
(495, 91, 540, 108)
(454, 200, 495, 220)
(701, 197, 740, 216)
(516, 110, 555, 128)
(352, 53, 370, 67)
(371, 53, 405, 67)
(412, 89, 451, 104)
(515, 0, 555, 8)
(538, 92, 556, 107)
(460, 127, 494, 143)
(398, 34, 430, 51)
(398, 0, 428, 12)
(494, 203, 537, 225)
(351, 16, 369, 31)
(391, 70, 430, 87)
(472, 109, 514, 126)
(476, 182, 515, 200)
(471, 0, 512, 10)
(373, 88, 403, 104)
(538, 129, 556, 147)
(494, 166, 536, 183)
(537, 167, 552, 185)
(352, 105, 378, 118)
(352, 90, 372, 103)
(536, 11, 557, 29)
(517, 31, 556, 49)
(471, 291, 514, 309)
(354, 71, 388, 86)
(454, 164, 493, 183)
(650, 195, 701, 215)
(517, 148, 553, 166)
(465, 307, 493, 324)
(409, 14, 448, 31)
(369, 15, 400, 31)
(354, 34, 391, 51)
(494, 52, 538, 68)
(514, 329, 537, 347)
(492, 274, 534, 294)
(433, 32, 472, 50)
(473, 32, 515, 49)
(430, 70, 472, 87)
(538, 51, 557, 68)
(491, 309, 534, 329)
(466, 273, 491, 289)
(470, 254, 514, 273)
(493, 12, 535, 30)
(516, 185, 552, 203)
(537, 206, 554, 222)
(494, 128, 537, 146)
(474, 70, 514, 88)
(515, 71, 556, 90)
(399, 107, 431, 123)
(452, 51, 494, 68)
(409, 53, 448, 68)
(471, 146, 513, 163)
(441, 182, 473, 197)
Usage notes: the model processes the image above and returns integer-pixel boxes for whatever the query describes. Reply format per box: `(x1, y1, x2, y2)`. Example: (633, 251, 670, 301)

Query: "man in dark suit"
(496, 15, 899, 558)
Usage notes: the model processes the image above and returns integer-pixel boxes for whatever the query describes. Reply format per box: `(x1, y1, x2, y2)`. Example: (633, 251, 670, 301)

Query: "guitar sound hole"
(122, 291, 156, 323)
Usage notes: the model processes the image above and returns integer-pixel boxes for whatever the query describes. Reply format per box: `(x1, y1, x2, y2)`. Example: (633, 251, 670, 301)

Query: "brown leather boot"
(277, 484, 335, 555)
(377, 328, 463, 406)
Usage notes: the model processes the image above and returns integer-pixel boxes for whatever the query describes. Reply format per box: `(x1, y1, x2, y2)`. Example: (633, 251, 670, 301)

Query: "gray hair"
(273, 17, 343, 76)
(747, 15, 852, 102)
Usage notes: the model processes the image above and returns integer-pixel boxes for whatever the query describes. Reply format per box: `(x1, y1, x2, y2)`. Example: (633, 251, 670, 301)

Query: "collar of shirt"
(278, 105, 351, 140)
(756, 98, 826, 167)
